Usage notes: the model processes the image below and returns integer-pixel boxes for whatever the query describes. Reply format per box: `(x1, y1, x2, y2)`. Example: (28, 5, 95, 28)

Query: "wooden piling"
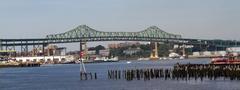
(94, 73, 97, 79)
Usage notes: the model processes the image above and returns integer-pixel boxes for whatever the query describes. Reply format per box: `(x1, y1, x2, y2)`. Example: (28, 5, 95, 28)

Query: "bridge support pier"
(150, 42, 159, 60)
(5, 41, 8, 51)
(79, 42, 88, 60)
(21, 45, 29, 57)
(42, 44, 45, 56)
(0, 40, 2, 50)
(182, 45, 186, 57)
(30, 44, 42, 56)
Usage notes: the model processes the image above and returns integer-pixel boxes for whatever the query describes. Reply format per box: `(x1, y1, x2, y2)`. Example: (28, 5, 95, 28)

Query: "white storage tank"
(203, 51, 211, 56)
(218, 51, 227, 56)
(193, 52, 200, 56)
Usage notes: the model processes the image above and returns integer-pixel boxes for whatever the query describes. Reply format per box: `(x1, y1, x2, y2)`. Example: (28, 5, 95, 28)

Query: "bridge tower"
(80, 42, 88, 60)
(0, 40, 2, 50)
(182, 44, 186, 58)
(150, 42, 159, 60)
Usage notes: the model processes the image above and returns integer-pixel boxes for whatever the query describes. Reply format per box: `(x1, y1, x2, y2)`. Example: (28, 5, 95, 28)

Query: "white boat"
(168, 53, 185, 60)
(126, 61, 131, 64)
(163, 57, 168, 60)
(94, 56, 118, 62)
(179, 56, 185, 60)
(169, 53, 180, 58)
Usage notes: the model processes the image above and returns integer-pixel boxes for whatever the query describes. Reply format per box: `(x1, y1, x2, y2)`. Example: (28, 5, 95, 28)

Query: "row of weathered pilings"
(108, 68, 168, 81)
(174, 64, 240, 81)
(19, 63, 41, 67)
(80, 72, 97, 80)
(107, 64, 240, 81)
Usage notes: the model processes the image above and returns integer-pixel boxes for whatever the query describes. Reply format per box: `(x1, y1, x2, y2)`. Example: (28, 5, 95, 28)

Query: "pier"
(0, 62, 41, 68)
(107, 64, 240, 81)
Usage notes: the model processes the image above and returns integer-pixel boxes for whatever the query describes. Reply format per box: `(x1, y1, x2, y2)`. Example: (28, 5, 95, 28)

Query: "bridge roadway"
(1, 25, 240, 49)
(0, 37, 240, 48)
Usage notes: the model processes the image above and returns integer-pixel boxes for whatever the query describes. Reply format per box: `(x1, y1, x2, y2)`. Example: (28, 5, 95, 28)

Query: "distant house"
(87, 50, 96, 55)
(108, 42, 141, 49)
(99, 50, 110, 56)
(123, 48, 141, 55)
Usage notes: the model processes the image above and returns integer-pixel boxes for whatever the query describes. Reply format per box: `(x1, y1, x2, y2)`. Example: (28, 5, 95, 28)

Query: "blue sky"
(0, 0, 240, 49)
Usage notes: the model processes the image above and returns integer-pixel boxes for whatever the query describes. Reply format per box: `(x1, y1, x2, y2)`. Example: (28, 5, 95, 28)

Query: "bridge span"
(1, 25, 240, 47)
(0, 25, 240, 58)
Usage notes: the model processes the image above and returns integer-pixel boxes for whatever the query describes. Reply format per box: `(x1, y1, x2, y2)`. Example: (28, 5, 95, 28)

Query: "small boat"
(94, 56, 119, 62)
(211, 53, 240, 64)
(126, 61, 131, 64)
(211, 58, 240, 64)
(179, 56, 185, 60)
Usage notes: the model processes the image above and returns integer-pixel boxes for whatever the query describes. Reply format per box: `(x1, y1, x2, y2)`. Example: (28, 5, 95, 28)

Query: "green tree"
(158, 43, 171, 57)
(95, 45, 105, 55)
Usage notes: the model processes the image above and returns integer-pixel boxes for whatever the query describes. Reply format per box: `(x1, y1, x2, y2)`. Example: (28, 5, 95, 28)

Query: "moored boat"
(211, 53, 240, 64)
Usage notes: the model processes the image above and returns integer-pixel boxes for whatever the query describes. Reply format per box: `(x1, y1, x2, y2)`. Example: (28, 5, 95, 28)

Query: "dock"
(0, 62, 41, 68)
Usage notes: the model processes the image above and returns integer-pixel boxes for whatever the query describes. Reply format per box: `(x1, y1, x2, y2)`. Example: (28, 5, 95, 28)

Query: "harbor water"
(1, 59, 240, 90)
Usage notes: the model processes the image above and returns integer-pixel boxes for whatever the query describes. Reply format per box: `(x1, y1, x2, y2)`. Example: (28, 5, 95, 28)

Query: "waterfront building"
(190, 51, 227, 58)
(108, 42, 141, 49)
(123, 47, 141, 55)
(99, 49, 110, 57)
(108, 43, 119, 49)
(87, 50, 96, 55)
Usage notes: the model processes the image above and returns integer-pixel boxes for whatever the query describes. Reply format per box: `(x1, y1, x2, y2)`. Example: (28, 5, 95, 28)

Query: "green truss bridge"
(0, 25, 240, 51)
(46, 25, 181, 43)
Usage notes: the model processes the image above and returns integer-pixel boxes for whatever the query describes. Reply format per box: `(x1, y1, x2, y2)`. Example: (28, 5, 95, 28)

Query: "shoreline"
(0, 63, 41, 68)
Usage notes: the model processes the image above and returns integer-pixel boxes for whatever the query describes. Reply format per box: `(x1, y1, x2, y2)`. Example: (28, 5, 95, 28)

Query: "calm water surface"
(1, 59, 240, 90)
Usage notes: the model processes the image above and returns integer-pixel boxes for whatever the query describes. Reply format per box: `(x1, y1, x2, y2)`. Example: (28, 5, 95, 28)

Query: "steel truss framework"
(46, 25, 182, 39)
(0, 25, 240, 50)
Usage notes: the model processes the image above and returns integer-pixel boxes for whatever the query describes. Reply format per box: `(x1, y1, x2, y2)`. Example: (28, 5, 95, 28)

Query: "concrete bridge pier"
(0, 40, 2, 50)
(20, 45, 29, 56)
(150, 42, 159, 60)
(182, 44, 186, 58)
(42, 44, 47, 56)
(79, 42, 88, 60)
(31, 45, 42, 56)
